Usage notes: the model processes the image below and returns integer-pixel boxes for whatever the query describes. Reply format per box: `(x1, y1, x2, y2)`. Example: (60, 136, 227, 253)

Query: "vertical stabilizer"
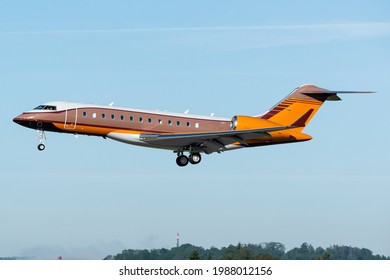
(260, 84, 372, 130)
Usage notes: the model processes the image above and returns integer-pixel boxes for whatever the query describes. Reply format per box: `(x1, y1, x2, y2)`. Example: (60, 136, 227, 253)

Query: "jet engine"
(230, 116, 281, 131)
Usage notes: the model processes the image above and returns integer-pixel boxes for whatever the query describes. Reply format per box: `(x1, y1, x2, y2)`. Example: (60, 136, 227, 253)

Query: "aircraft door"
(64, 106, 78, 130)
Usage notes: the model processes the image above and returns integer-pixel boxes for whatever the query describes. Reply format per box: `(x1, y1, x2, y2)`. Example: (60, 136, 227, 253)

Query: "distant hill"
(104, 242, 389, 260)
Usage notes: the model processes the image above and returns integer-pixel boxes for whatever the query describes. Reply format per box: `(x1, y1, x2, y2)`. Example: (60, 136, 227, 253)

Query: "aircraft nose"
(13, 113, 38, 128)
(13, 114, 24, 124)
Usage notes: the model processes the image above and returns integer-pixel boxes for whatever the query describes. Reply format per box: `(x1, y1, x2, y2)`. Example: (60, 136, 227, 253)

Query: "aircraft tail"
(260, 84, 372, 130)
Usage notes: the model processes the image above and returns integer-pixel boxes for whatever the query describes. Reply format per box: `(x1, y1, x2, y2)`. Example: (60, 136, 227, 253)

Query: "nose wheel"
(37, 143, 46, 151)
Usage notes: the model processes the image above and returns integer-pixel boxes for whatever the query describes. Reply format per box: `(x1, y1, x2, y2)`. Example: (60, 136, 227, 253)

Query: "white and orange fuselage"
(13, 84, 372, 166)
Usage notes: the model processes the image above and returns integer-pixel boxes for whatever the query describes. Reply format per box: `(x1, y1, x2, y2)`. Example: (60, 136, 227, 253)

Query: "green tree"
(262, 242, 285, 259)
(222, 243, 253, 260)
(253, 253, 278, 260)
(317, 251, 331, 260)
(189, 250, 201, 260)
(285, 243, 316, 260)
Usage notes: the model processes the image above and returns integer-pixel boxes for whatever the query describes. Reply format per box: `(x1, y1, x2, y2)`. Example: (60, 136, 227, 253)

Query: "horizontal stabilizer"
(302, 89, 375, 101)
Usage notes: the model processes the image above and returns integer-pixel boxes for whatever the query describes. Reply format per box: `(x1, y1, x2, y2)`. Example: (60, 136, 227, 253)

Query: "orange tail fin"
(260, 84, 372, 131)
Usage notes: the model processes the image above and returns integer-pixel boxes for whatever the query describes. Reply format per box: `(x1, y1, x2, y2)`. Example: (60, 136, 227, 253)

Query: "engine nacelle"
(230, 116, 280, 131)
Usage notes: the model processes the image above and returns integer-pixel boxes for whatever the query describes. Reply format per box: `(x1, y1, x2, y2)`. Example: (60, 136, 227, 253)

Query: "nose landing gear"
(37, 129, 46, 151)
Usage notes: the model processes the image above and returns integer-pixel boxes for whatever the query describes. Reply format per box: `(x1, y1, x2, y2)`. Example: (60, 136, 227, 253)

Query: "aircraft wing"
(140, 126, 292, 154)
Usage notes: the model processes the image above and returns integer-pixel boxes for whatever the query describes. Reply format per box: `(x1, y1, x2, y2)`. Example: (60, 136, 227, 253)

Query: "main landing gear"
(175, 152, 202, 167)
(37, 129, 46, 151)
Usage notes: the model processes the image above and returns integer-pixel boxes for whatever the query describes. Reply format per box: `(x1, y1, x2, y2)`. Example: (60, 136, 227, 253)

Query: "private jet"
(13, 84, 372, 166)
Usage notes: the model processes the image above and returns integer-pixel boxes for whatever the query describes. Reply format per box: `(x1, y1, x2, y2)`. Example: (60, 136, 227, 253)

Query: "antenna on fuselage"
(109, 102, 114, 107)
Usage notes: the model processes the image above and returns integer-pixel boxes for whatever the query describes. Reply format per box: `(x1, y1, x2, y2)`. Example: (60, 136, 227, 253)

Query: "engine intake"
(230, 116, 281, 131)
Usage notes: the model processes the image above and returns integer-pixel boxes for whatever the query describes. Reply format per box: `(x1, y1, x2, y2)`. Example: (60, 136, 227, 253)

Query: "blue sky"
(1, 0, 389, 259)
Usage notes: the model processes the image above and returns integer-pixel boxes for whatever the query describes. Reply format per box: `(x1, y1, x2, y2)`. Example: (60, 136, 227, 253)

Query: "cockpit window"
(34, 105, 57, 111)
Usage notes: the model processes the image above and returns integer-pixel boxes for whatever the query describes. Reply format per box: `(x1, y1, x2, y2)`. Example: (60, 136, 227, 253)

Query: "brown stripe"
(288, 98, 323, 105)
(291, 109, 314, 127)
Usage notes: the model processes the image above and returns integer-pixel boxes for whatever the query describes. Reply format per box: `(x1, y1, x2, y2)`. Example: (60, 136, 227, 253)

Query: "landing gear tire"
(176, 155, 189, 167)
(189, 153, 202, 165)
(37, 144, 45, 151)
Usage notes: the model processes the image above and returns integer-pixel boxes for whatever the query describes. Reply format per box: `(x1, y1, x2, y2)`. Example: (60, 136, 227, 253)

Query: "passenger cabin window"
(168, 120, 172, 126)
(158, 119, 162, 125)
(82, 112, 87, 117)
(139, 117, 143, 123)
(92, 113, 97, 118)
(195, 123, 199, 128)
(129, 116, 134, 122)
(176, 121, 181, 126)
(102, 113, 106, 119)
(186, 122, 190, 127)
(120, 115, 124, 121)
(148, 118, 152, 124)
(111, 114, 115, 120)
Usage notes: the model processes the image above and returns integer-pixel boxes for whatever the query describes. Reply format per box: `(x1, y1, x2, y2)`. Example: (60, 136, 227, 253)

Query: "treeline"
(104, 242, 389, 260)
(0, 257, 27, 260)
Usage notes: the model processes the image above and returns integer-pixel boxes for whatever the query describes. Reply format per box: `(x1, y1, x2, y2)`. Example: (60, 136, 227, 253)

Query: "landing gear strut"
(175, 151, 202, 167)
(37, 129, 46, 151)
